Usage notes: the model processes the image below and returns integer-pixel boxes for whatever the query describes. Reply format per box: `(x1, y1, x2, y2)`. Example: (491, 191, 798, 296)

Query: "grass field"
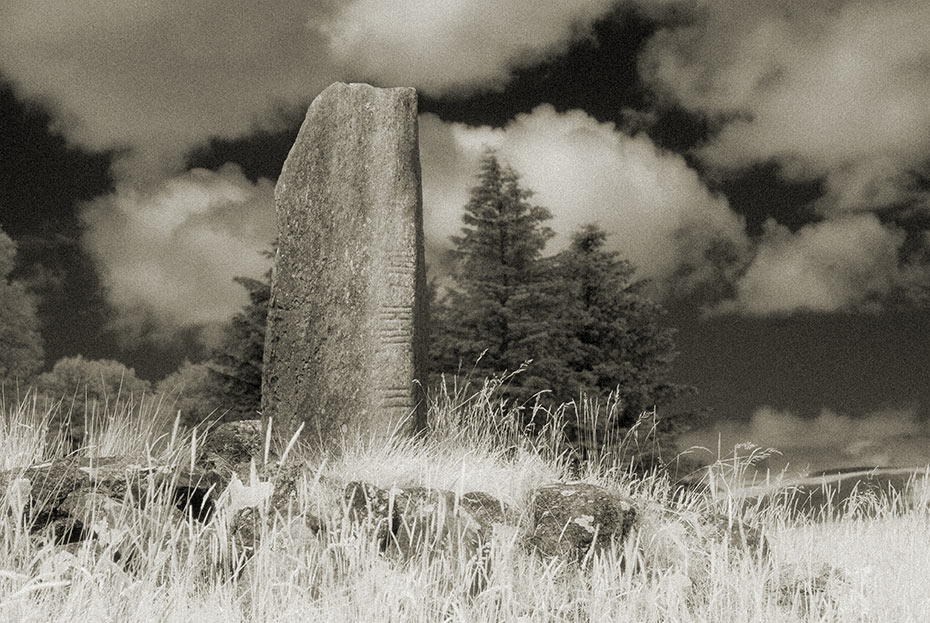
(1, 382, 929, 622)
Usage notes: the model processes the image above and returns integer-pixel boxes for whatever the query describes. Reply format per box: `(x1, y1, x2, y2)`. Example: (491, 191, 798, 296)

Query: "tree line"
(1, 151, 687, 440)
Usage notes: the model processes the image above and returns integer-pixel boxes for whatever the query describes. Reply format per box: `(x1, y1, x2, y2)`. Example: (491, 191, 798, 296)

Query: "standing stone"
(262, 82, 428, 450)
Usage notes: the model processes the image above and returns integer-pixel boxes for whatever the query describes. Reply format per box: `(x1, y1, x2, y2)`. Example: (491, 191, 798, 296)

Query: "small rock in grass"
(344, 481, 514, 559)
(525, 481, 636, 562)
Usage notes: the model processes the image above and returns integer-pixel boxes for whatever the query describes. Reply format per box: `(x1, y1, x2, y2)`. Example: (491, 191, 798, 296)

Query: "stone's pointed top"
(314, 82, 417, 102)
(321, 81, 416, 91)
(277, 81, 421, 202)
(264, 75, 427, 450)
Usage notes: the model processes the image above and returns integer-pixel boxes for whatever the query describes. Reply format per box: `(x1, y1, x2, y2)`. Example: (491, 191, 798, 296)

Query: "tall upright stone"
(262, 82, 427, 450)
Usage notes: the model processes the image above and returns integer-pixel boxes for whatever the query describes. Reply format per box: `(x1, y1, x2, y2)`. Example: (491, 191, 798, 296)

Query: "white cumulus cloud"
(0, 0, 640, 340)
(641, 0, 930, 212)
(714, 214, 914, 315)
(0, 0, 343, 177)
(0, 0, 624, 174)
(420, 105, 749, 288)
(80, 165, 276, 340)
(322, 0, 621, 95)
(680, 404, 929, 474)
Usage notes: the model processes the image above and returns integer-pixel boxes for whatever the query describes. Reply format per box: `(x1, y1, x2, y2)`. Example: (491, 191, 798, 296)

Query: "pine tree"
(552, 224, 685, 422)
(433, 150, 555, 393)
(207, 274, 269, 420)
(0, 228, 44, 385)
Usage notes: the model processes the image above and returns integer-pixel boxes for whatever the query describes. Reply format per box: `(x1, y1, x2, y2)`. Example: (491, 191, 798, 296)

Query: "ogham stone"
(262, 82, 428, 450)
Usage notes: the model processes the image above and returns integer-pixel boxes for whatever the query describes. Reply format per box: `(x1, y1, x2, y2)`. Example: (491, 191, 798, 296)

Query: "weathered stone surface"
(526, 482, 636, 561)
(345, 481, 396, 545)
(0, 457, 216, 538)
(344, 482, 515, 560)
(227, 462, 321, 551)
(199, 419, 264, 477)
(263, 82, 428, 449)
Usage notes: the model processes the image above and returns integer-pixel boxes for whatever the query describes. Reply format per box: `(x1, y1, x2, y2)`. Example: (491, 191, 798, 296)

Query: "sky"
(1, 0, 929, 474)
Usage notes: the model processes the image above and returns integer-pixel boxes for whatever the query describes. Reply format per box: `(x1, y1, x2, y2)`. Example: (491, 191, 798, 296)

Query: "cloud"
(680, 404, 929, 474)
(0, 0, 634, 340)
(420, 105, 749, 288)
(78, 104, 748, 341)
(641, 0, 930, 212)
(80, 165, 275, 340)
(0, 0, 623, 176)
(5, 0, 922, 331)
(322, 0, 620, 95)
(73, 102, 751, 341)
(713, 214, 917, 315)
(0, 0, 345, 177)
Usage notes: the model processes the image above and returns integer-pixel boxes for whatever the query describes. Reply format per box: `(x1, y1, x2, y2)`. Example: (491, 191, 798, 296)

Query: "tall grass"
(0, 387, 177, 466)
(1, 380, 929, 622)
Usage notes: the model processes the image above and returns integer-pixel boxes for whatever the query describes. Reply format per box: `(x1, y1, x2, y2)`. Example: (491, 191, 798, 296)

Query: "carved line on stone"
(374, 385, 411, 398)
(376, 341, 410, 348)
(376, 317, 412, 325)
(375, 318, 412, 326)
(379, 398, 414, 407)
(378, 388, 411, 396)
(379, 401, 412, 408)
(384, 274, 414, 284)
(376, 325, 409, 332)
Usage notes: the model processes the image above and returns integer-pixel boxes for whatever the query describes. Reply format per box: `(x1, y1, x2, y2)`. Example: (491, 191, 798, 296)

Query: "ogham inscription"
(371, 247, 422, 422)
(262, 82, 427, 450)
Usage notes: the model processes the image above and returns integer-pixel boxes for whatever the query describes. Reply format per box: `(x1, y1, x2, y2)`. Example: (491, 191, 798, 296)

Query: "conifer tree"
(431, 157, 687, 430)
(551, 224, 684, 422)
(201, 242, 276, 420)
(434, 150, 555, 390)
(207, 274, 269, 420)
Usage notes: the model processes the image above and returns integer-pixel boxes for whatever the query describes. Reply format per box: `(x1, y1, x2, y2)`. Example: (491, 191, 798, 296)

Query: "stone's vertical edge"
(366, 86, 425, 441)
(410, 91, 429, 434)
(262, 82, 427, 452)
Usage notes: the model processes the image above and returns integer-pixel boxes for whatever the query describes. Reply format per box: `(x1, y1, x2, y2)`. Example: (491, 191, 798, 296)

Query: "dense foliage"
(36, 355, 152, 405)
(0, 228, 44, 385)
(155, 360, 217, 427)
(548, 224, 683, 417)
(36, 355, 152, 441)
(430, 151, 555, 387)
(205, 274, 270, 420)
(431, 151, 685, 426)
